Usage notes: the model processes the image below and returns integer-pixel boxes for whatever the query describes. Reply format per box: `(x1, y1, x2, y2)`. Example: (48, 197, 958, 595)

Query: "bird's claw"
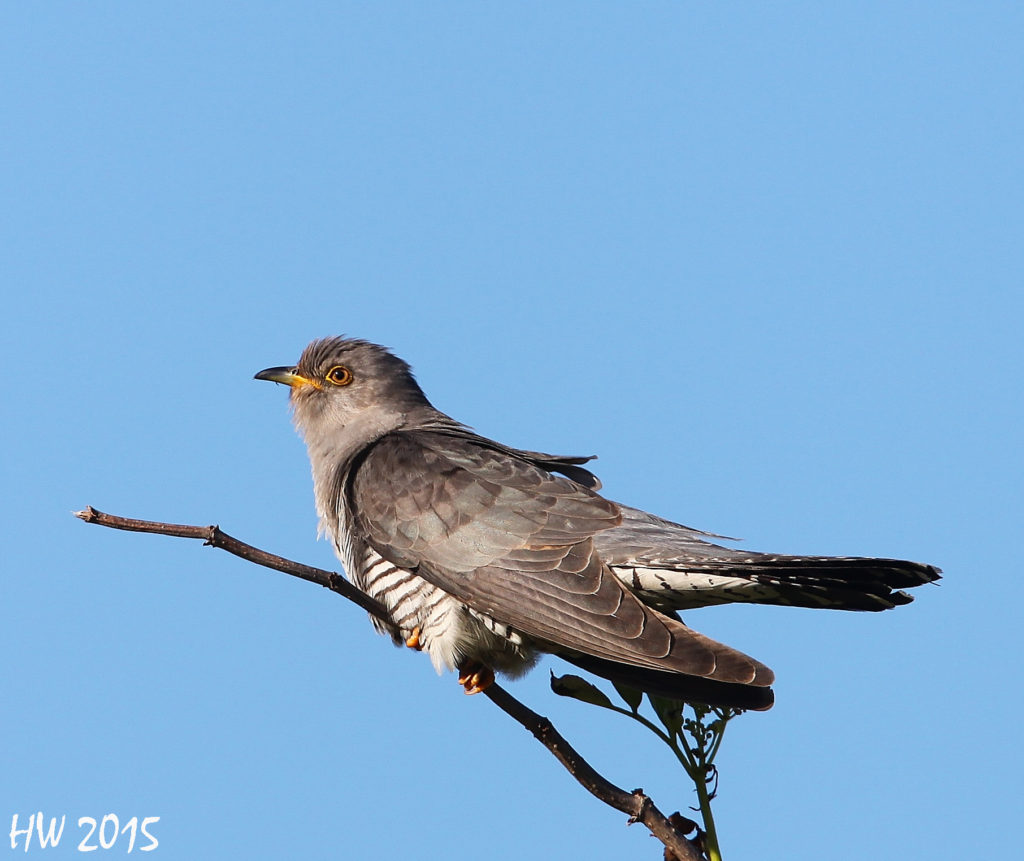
(405, 626, 423, 651)
(457, 661, 494, 695)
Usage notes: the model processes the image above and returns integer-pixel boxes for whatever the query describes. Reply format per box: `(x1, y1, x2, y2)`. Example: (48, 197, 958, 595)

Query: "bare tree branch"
(75, 506, 703, 861)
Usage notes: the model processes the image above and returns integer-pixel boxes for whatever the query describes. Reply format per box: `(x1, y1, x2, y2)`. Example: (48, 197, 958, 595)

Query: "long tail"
(616, 555, 941, 612)
(598, 504, 941, 612)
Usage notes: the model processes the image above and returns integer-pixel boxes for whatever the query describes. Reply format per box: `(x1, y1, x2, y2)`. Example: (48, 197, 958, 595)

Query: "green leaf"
(648, 694, 684, 736)
(549, 673, 614, 709)
(612, 681, 644, 712)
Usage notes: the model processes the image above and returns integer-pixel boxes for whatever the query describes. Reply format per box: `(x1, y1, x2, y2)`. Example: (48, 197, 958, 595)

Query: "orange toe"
(457, 662, 494, 695)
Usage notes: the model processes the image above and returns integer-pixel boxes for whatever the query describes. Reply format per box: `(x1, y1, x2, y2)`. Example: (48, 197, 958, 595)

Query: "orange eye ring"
(325, 365, 354, 386)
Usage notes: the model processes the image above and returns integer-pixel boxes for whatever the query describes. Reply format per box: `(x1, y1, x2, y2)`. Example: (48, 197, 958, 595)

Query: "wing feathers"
(351, 430, 773, 694)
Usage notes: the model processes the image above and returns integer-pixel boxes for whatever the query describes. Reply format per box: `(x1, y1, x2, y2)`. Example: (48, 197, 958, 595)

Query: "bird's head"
(255, 336, 433, 451)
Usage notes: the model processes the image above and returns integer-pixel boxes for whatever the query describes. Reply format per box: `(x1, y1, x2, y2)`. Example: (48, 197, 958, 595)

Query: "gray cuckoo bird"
(256, 337, 939, 710)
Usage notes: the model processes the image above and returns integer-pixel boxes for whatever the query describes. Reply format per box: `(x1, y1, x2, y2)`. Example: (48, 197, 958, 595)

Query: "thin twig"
(74, 506, 391, 622)
(75, 506, 703, 861)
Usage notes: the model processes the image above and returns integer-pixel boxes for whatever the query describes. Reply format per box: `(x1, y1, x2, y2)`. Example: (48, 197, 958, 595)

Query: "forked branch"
(75, 506, 702, 861)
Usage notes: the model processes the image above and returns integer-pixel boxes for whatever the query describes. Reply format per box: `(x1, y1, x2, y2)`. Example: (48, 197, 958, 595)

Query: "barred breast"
(334, 518, 537, 678)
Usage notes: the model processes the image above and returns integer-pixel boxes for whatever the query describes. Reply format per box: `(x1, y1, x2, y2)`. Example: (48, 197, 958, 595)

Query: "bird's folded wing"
(350, 431, 773, 686)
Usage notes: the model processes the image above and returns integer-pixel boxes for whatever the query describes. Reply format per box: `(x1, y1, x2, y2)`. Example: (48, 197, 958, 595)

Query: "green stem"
(662, 731, 723, 859)
(665, 734, 700, 782)
(614, 707, 675, 746)
(693, 766, 722, 861)
(608, 694, 738, 861)
(707, 711, 731, 763)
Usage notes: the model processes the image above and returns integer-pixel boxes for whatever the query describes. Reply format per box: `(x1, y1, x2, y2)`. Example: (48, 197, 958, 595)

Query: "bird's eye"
(325, 365, 354, 386)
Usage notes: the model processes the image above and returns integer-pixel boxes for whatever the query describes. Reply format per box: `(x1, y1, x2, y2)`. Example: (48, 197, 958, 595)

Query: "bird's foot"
(457, 661, 494, 695)
(405, 626, 423, 651)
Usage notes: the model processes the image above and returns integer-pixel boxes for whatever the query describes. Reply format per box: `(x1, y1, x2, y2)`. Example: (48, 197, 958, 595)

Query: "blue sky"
(2, 3, 1021, 859)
